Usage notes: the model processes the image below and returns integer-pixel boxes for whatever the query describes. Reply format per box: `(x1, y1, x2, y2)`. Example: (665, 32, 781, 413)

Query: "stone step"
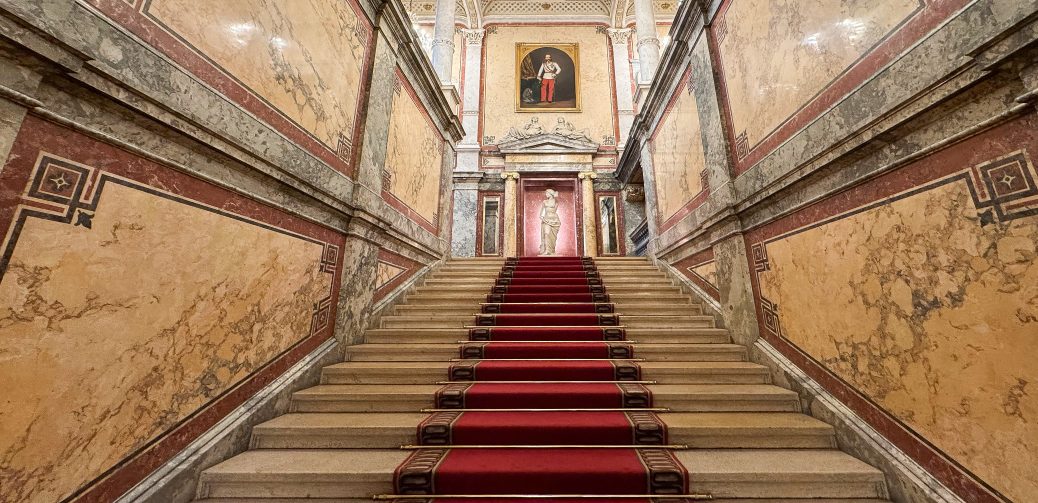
(346, 342, 748, 362)
(196, 448, 883, 500)
(424, 276, 675, 285)
(290, 384, 801, 413)
(362, 327, 730, 344)
(437, 265, 662, 273)
(675, 449, 889, 499)
(320, 361, 770, 385)
(377, 314, 716, 329)
(413, 284, 684, 295)
(404, 292, 694, 304)
(391, 303, 705, 316)
(249, 411, 835, 449)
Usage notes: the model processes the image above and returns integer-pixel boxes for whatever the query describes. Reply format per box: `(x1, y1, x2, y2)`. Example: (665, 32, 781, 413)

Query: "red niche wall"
(519, 177, 580, 257)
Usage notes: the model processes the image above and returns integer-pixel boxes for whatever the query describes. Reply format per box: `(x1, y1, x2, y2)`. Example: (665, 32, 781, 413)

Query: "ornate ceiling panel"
(401, 0, 676, 26)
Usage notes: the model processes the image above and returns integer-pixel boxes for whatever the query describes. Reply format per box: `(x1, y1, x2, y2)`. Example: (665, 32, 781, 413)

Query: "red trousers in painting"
(540, 78, 556, 103)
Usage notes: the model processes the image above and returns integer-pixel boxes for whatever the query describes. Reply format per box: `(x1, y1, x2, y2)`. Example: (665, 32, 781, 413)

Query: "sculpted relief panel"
(0, 118, 342, 502)
(383, 71, 445, 232)
(749, 117, 1038, 502)
(715, 0, 920, 165)
(650, 72, 707, 229)
(111, 0, 373, 173)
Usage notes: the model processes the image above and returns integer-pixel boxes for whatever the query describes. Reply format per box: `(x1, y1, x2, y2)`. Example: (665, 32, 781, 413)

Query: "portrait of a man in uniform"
(516, 43, 580, 112)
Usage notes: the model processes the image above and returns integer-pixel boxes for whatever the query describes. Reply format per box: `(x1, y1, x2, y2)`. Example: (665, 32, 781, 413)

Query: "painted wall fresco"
(747, 115, 1038, 502)
(383, 70, 446, 233)
(649, 71, 707, 230)
(482, 25, 616, 146)
(0, 117, 343, 503)
(88, 0, 373, 175)
(712, 0, 970, 172)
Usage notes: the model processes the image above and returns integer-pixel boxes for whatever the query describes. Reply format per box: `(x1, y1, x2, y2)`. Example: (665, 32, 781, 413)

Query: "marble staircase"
(193, 256, 891, 502)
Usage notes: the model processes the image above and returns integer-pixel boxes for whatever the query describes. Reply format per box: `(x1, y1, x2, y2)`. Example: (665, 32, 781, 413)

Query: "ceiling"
(402, 0, 679, 27)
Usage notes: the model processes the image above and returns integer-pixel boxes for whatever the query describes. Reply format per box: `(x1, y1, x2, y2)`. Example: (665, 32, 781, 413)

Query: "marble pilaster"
(501, 171, 520, 256)
(450, 171, 483, 256)
(578, 171, 598, 257)
(430, 0, 456, 83)
(456, 28, 485, 172)
(608, 28, 636, 151)
(636, 140, 661, 255)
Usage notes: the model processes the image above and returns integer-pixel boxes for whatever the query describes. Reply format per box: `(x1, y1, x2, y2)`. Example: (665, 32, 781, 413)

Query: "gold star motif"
(1000, 173, 1016, 187)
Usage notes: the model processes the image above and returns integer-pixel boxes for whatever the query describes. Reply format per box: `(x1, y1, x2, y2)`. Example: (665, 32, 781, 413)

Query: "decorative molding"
(636, 36, 661, 49)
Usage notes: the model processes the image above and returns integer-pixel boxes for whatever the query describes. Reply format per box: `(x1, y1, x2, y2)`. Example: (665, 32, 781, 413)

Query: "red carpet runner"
(392, 256, 694, 501)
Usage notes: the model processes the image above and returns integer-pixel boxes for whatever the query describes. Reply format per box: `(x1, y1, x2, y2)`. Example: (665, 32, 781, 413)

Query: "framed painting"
(515, 43, 581, 112)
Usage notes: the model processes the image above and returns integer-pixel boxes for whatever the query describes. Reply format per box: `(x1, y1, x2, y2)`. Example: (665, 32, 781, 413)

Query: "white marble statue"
(539, 188, 561, 255)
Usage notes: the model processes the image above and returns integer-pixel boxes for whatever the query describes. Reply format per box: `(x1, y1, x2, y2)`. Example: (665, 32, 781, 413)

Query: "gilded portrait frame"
(515, 43, 581, 113)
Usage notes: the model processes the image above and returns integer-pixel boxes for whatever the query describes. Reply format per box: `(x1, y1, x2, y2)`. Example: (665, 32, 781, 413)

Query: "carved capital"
(607, 28, 634, 45)
(501, 171, 521, 182)
(578, 172, 598, 181)
(461, 28, 485, 45)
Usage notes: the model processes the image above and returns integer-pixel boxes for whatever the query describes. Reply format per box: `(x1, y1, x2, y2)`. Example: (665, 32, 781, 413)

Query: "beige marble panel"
(385, 76, 444, 225)
(717, 0, 918, 148)
(651, 83, 705, 223)
(0, 183, 332, 502)
(147, 0, 369, 151)
(483, 26, 615, 144)
(375, 261, 406, 289)
(757, 181, 1038, 502)
(690, 260, 717, 287)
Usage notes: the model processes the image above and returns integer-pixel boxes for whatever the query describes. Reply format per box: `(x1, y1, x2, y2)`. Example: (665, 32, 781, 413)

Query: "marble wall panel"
(712, 0, 965, 173)
(87, 0, 374, 176)
(649, 70, 708, 231)
(482, 25, 617, 146)
(0, 116, 344, 503)
(673, 248, 719, 301)
(746, 113, 1038, 502)
(372, 248, 423, 303)
(383, 70, 446, 233)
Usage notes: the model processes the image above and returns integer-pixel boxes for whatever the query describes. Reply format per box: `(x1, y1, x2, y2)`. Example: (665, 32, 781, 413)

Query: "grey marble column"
(633, 0, 661, 84)
(430, 0, 456, 83)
